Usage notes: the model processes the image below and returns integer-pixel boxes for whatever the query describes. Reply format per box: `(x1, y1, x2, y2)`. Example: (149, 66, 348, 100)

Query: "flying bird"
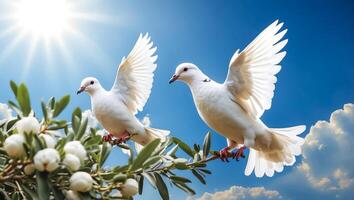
(77, 33, 169, 150)
(169, 20, 305, 177)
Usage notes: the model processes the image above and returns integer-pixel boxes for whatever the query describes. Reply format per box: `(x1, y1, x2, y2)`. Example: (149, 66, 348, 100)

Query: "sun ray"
(0, 30, 27, 62)
(21, 35, 40, 79)
(0, 0, 112, 78)
(0, 25, 22, 38)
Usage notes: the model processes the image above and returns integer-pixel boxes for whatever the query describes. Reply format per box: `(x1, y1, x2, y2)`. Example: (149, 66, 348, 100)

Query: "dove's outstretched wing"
(224, 20, 287, 118)
(111, 33, 157, 115)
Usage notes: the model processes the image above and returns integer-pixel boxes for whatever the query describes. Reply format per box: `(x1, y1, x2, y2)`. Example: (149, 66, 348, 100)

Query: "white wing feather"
(111, 33, 158, 115)
(224, 20, 287, 118)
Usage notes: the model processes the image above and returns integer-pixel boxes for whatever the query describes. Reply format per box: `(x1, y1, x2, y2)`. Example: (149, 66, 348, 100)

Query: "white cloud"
(195, 186, 281, 200)
(0, 103, 13, 124)
(298, 103, 354, 192)
(141, 115, 151, 127)
(195, 104, 354, 200)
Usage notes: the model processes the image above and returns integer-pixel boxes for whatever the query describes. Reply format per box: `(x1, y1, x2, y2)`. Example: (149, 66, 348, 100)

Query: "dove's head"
(77, 77, 102, 95)
(169, 63, 204, 84)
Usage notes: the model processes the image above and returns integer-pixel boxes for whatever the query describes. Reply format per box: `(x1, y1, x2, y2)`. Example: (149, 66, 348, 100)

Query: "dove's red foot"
(233, 146, 246, 161)
(112, 131, 131, 145)
(218, 147, 232, 162)
(102, 133, 114, 142)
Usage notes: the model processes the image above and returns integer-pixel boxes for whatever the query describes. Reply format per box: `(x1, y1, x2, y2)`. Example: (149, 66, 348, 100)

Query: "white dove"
(169, 20, 305, 177)
(77, 33, 169, 150)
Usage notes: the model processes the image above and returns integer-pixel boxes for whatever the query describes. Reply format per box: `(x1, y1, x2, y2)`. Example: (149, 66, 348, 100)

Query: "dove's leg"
(116, 130, 131, 143)
(218, 139, 238, 162)
(230, 133, 254, 161)
(233, 146, 246, 161)
(103, 131, 131, 145)
(102, 133, 114, 142)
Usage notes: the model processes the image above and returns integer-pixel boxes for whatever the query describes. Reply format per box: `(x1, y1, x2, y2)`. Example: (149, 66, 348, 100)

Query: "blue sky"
(0, 0, 353, 199)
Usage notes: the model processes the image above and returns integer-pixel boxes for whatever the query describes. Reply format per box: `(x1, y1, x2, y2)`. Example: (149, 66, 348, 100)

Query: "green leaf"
(143, 155, 161, 168)
(0, 188, 11, 200)
(172, 137, 194, 157)
(48, 97, 55, 109)
(7, 101, 21, 116)
(191, 169, 206, 184)
(34, 134, 44, 151)
(170, 176, 191, 183)
(53, 95, 70, 117)
(172, 182, 196, 195)
(99, 142, 112, 167)
(138, 175, 144, 195)
(11, 192, 19, 200)
(49, 184, 64, 200)
(21, 184, 38, 200)
(130, 139, 160, 171)
(154, 173, 169, 200)
(199, 168, 212, 175)
(142, 172, 156, 188)
(174, 163, 189, 170)
(202, 132, 211, 159)
(193, 162, 206, 168)
(16, 83, 31, 116)
(36, 172, 50, 200)
(72, 116, 80, 133)
(193, 144, 200, 152)
(75, 118, 88, 140)
(83, 135, 101, 146)
(71, 107, 82, 124)
(41, 101, 48, 122)
(10, 81, 18, 96)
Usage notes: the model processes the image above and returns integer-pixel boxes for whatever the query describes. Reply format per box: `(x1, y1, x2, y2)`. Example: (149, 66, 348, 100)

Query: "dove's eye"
(183, 67, 188, 72)
(90, 81, 94, 85)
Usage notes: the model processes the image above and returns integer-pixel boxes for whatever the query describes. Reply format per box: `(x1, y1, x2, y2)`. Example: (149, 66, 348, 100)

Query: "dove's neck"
(87, 85, 107, 97)
(185, 72, 213, 94)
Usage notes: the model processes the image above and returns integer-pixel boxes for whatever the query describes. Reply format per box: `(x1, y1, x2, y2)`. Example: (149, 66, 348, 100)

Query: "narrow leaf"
(170, 176, 191, 183)
(53, 95, 70, 117)
(130, 139, 160, 171)
(16, 84, 31, 116)
(36, 172, 50, 200)
(75, 118, 88, 140)
(192, 169, 206, 184)
(138, 175, 144, 195)
(172, 137, 194, 157)
(202, 132, 211, 159)
(154, 173, 169, 200)
(99, 142, 112, 167)
(41, 101, 48, 122)
(10, 81, 18, 96)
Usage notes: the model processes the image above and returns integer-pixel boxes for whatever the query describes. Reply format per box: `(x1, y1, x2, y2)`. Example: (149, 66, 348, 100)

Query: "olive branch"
(0, 81, 239, 200)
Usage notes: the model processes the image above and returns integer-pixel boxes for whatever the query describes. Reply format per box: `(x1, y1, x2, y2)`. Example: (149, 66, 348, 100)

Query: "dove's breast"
(91, 93, 144, 136)
(191, 83, 258, 144)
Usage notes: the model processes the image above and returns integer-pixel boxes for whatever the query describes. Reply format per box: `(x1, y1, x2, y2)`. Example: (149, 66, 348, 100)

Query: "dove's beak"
(77, 86, 85, 94)
(169, 74, 179, 84)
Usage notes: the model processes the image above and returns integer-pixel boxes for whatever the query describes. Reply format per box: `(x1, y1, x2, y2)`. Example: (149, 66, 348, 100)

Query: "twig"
(16, 181, 27, 200)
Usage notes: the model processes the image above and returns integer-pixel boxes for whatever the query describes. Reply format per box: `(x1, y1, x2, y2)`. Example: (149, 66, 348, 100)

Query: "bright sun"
(0, 0, 109, 73)
(15, 0, 70, 37)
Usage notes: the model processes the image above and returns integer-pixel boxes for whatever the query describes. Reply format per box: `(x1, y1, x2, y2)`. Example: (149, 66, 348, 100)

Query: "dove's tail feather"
(135, 128, 169, 153)
(145, 127, 170, 141)
(245, 125, 305, 177)
(122, 128, 170, 156)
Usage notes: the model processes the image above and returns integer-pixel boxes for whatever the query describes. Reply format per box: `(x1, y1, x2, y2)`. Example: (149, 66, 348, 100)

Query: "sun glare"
(15, 0, 70, 37)
(0, 0, 111, 76)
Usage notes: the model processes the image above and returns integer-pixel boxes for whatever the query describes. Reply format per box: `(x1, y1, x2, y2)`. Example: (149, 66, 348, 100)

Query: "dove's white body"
(189, 80, 265, 149)
(90, 89, 150, 145)
(172, 21, 305, 177)
(79, 33, 169, 148)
